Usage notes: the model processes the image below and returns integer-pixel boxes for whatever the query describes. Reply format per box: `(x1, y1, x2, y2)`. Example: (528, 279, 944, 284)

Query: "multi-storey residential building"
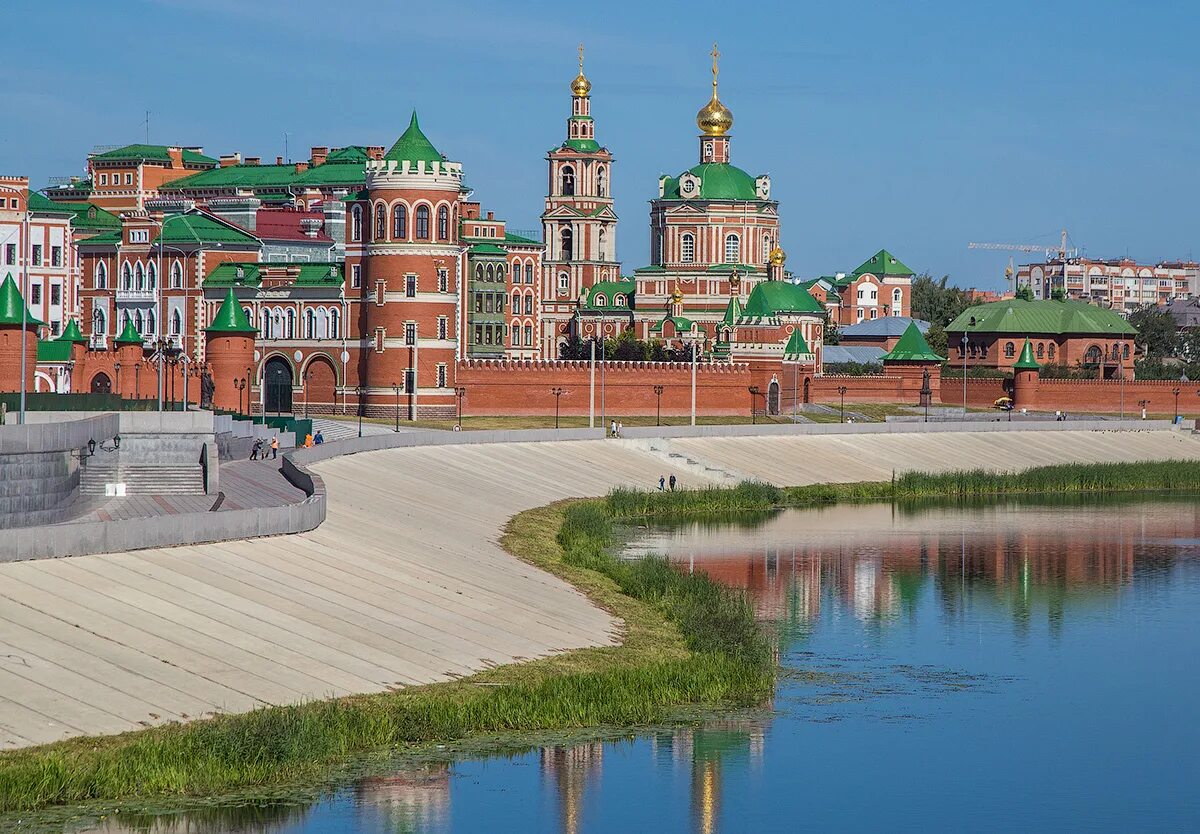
(0, 178, 75, 339)
(801, 249, 914, 326)
(1018, 257, 1199, 311)
(45, 144, 220, 213)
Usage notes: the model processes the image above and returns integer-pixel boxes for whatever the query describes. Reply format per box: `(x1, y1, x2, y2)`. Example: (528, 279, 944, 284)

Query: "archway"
(767, 380, 781, 416)
(90, 372, 112, 394)
(263, 356, 294, 414)
(303, 356, 337, 415)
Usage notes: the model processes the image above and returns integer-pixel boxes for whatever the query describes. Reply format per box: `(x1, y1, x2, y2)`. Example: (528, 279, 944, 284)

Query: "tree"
(823, 319, 840, 345)
(1014, 285, 1034, 302)
(1127, 304, 1177, 359)
(558, 333, 589, 360)
(925, 322, 948, 357)
(910, 273, 970, 327)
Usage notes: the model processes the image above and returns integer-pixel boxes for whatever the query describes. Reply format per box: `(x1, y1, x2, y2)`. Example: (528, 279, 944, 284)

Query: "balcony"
(89, 334, 108, 349)
(116, 287, 157, 303)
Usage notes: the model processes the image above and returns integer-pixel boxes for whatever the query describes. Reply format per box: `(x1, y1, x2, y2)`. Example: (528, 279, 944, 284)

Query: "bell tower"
(541, 44, 621, 357)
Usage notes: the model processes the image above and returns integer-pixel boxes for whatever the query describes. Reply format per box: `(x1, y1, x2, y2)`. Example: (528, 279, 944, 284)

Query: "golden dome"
(697, 43, 733, 136)
(769, 246, 786, 266)
(671, 284, 684, 304)
(571, 42, 591, 96)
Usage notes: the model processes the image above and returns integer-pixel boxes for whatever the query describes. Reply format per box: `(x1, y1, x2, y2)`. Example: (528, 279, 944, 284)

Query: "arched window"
(1111, 343, 1120, 360)
(892, 287, 902, 314)
(561, 227, 573, 261)
(437, 205, 449, 240)
(134, 309, 144, 334)
(271, 309, 283, 339)
(304, 309, 316, 339)
(1004, 341, 1015, 358)
(134, 262, 145, 291)
(351, 205, 363, 241)
(415, 205, 431, 239)
(1122, 344, 1130, 359)
(763, 237, 772, 263)
(285, 309, 295, 339)
(724, 233, 740, 264)
(594, 294, 607, 307)
(170, 309, 182, 335)
(1048, 343, 1056, 361)
(147, 261, 157, 291)
(681, 233, 695, 263)
(512, 292, 520, 311)
(1036, 343, 1045, 359)
(597, 165, 607, 196)
(486, 264, 494, 281)
(95, 262, 107, 289)
(122, 262, 132, 290)
(94, 307, 107, 334)
(525, 294, 534, 315)
(497, 263, 506, 282)
(561, 165, 575, 196)
(329, 308, 339, 339)
(525, 263, 534, 284)
(559, 273, 569, 292)
(146, 309, 155, 336)
(260, 309, 270, 338)
(243, 307, 253, 326)
(1083, 345, 1102, 365)
(614, 294, 626, 307)
(598, 228, 606, 260)
(374, 204, 387, 240)
(171, 260, 183, 289)
(392, 204, 407, 239)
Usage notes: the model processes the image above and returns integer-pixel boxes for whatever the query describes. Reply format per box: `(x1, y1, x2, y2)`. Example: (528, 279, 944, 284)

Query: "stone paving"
(1, 428, 1198, 749)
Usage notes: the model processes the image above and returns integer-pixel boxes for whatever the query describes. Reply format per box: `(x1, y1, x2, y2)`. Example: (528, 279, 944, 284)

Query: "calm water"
(64, 498, 1200, 833)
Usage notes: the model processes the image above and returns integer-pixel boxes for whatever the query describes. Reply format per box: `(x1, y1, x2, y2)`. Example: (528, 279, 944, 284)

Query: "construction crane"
(968, 229, 1076, 295)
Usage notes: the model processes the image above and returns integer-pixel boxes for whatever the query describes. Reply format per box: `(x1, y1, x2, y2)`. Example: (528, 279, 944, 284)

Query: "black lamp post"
(1172, 388, 1181, 424)
(355, 385, 365, 437)
(246, 366, 254, 415)
(392, 381, 401, 432)
(455, 386, 466, 429)
(653, 384, 664, 427)
(114, 361, 122, 399)
(134, 362, 141, 401)
(234, 377, 246, 415)
(302, 367, 309, 418)
(748, 386, 760, 425)
(837, 385, 848, 423)
(550, 386, 564, 429)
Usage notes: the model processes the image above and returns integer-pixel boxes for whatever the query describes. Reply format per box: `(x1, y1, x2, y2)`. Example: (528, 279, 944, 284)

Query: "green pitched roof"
(293, 263, 343, 286)
(90, 144, 217, 166)
(563, 138, 602, 153)
(54, 200, 121, 231)
(721, 295, 743, 327)
(504, 231, 540, 245)
(881, 322, 944, 362)
(324, 146, 370, 163)
(206, 287, 256, 334)
(37, 339, 73, 362)
(853, 249, 914, 277)
(205, 262, 262, 287)
(1013, 338, 1040, 371)
(468, 243, 508, 256)
(79, 231, 121, 246)
(385, 111, 445, 164)
(660, 163, 761, 201)
(115, 317, 144, 344)
(784, 328, 812, 359)
(58, 318, 86, 344)
(0, 273, 44, 327)
(741, 281, 824, 320)
(581, 279, 636, 311)
(650, 315, 695, 333)
(945, 298, 1137, 337)
(159, 213, 259, 246)
(26, 192, 73, 215)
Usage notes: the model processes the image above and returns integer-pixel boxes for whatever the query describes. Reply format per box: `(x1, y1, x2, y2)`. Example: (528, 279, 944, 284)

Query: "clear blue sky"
(4, 0, 1197, 289)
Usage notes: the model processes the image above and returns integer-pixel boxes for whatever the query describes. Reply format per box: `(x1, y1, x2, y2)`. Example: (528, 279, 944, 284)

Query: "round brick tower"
(1012, 337, 1040, 411)
(361, 112, 463, 419)
(204, 287, 257, 413)
(0, 273, 43, 396)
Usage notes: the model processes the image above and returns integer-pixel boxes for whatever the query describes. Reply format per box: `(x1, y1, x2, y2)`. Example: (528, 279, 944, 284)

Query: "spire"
(881, 322, 944, 363)
(115, 317, 144, 345)
(696, 43, 733, 137)
(384, 111, 445, 164)
(0, 272, 45, 327)
(57, 318, 86, 344)
(1013, 337, 1040, 371)
(784, 328, 811, 360)
(571, 42, 591, 97)
(205, 287, 257, 334)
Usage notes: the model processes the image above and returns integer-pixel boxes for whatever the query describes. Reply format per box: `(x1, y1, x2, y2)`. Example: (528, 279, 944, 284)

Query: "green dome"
(661, 163, 759, 201)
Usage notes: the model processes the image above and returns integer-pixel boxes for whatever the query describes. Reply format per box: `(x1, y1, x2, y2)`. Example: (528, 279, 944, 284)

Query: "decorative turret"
(204, 287, 257, 413)
(882, 321, 944, 405)
(783, 328, 812, 361)
(0, 272, 44, 395)
(697, 44, 733, 164)
(113, 317, 146, 397)
(57, 318, 88, 366)
(1012, 337, 1040, 411)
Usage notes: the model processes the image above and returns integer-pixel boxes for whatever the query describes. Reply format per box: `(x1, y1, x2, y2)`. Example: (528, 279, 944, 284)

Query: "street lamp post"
(246, 366, 254, 415)
(551, 386, 564, 429)
(961, 332, 968, 416)
(837, 385, 848, 423)
(748, 385, 760, 425)
(114, 361, 122, 399)
(1172, 388, 1181, 424)
(134, 362, 141, 400)
(355, 385, 365, 438)
(653, 384, 664, 427)
(454, 386, 466, 429)
(392, 382, 401, 432)
(234, 377, 246, 415)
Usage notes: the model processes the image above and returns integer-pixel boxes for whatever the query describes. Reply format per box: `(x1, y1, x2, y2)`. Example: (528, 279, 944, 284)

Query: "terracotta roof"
(254, 209, 333, 242)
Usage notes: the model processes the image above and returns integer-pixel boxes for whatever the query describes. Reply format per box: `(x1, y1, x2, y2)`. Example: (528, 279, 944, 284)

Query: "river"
(60, 496, 1200, 833)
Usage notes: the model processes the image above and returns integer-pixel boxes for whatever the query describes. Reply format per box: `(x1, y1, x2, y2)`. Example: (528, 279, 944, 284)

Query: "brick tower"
(541, 45, 621, 357)
(0, 273, 43, 395)
(361, 112, 462, 419)
(204, 287, 257, 413)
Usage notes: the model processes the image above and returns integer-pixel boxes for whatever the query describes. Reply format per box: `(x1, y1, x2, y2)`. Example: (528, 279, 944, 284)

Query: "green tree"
(1127, 304, 1177, 359)
(1014, 285, 1034, 301)
(925, 322, 948, 357)
(910, 273, 970, 327)
(823, 319, 840, 345)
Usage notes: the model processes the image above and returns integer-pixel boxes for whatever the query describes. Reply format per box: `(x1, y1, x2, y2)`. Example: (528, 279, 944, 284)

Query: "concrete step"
(80, 465, 205, 496)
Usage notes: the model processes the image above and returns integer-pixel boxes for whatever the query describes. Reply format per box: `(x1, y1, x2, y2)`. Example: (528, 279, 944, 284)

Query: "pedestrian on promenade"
(314, 430, 324, 445)
(659, 475, 665, 491)
(270, 435, 279, 459)
(669, 474, 677, 492)
(610, 419, 617, 437)
(304, 433, 314, 448)
(617, 420, 623, 438)
(250, 438, 261, 460)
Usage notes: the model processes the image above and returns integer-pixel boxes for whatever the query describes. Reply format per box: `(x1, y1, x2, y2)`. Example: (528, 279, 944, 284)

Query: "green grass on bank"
(0, 502, 773, 817)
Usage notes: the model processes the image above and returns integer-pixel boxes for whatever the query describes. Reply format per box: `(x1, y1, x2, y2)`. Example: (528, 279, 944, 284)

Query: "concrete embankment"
(0, 425, 1197, 749)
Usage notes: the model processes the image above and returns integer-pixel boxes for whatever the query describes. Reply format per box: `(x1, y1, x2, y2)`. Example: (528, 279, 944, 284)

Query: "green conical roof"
(0, 273, 45, 327)
(1013, 337, 1040, 371)
(784, 328, 811, 359)
(57, 318, 86, 344)
(115, 317, 144, 344)
(384, 111, 445, 164)
(205, 287, 257, 334)
(721, 295, 743, 327)
(882, 321, 944, 362)
(853, 249, 914, 277)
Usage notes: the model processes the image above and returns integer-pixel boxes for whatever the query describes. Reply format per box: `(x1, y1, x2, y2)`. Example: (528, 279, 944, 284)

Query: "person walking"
(314, 430, 324, 445)
(304, 433, 314, 448)
(658, 475, 665, 492)
(250, 438, 261, 460)
(669, 474, 677, 492)
(270, 435, 279, 459)
(616, 420, 623, 438)
(610, 419, 617, 437)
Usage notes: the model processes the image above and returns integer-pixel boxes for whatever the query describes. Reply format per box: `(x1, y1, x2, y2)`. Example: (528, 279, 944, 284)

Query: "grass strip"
(0, 501, 773, 816)
(606, 460, 1200, 519)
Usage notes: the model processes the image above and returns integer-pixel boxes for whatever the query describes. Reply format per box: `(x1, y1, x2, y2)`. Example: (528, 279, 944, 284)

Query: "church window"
(171, 309, 182, 336)
(135, 262, 145, 291)
(415, 205, 430, 239)
(146, 309, 156, 335)
(598, 228, 606, 260)
(597, 165, 607, 196)
(594, 294, 607, 307)
(561, 165, 575, 196)
(95, 261, 107, 289)
(1037, 343, 1045, 359)
(147, 261, 157, 291)
(614, 294, 625, 307)
(1005, 342, 1016, 359)
(1123, 344, 1129, 359)
(330, 308, 339, 339)
(122, 261, 132, 290)
(304, 309, 315, 339)
(1047, 343, 1055, 361)
(681, 233, 695, 263)
(437, 205, 449, 240)
(724, 233, 740, 265)
(559, 273, 569, 293)
(763, 237, 772, 263)
(374, 205, 386, 240)
(351, 205, 363, 241)
(525, 263, 534, 284)
(134, 309, 144, 334)
(561, 228, 573, 261)
(393, 204, 407, 239)
(171, 260, 183, 288)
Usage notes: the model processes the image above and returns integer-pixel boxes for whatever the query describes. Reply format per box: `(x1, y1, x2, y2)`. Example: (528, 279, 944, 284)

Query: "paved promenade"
(1, 427, 1198, 748)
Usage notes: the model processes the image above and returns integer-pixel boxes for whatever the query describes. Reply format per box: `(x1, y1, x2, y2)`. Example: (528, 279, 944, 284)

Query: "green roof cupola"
(115, 317, 144, 345)
(0, 273, 45, 327)
(384, 111, 445, 165)
(57, 318, 87, 344)
(206, 287, 257, 334)
(1013, 338, 1040, 371)
(881, 322, 944, 362)
(784, 328, 811, 360)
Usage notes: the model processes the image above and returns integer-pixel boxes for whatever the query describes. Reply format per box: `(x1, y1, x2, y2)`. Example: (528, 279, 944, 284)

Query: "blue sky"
(3, 0, 1197, 288)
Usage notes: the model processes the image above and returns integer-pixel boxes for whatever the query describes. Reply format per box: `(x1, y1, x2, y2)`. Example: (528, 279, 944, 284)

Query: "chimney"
(367, 146, 384, 160)
(300, 217, 323, 238)
(294, 161, 310, 174)
(167, 147, 184, 168)
(219, 153, 241, 168)
(486, 211, 495, 221)
(311, 146, 329, 166)
(275, 156, 283, 165)
(245, 157, 261, 166)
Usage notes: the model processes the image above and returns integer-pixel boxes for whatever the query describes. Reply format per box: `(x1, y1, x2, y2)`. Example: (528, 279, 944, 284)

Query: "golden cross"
(578, 42, 585, 74)
(710, 43, 720, 90)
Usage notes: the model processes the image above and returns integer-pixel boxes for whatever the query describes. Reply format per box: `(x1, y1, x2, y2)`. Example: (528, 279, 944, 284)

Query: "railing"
(89, 334, 108, 349)
(115, 288, 157, 302)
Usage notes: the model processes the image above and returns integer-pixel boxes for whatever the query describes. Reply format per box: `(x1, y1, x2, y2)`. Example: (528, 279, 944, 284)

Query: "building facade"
(1018, 257, 1199, 311)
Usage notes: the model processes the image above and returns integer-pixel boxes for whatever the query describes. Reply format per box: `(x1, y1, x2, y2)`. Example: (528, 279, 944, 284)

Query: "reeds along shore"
(606, 460, 1200, 519)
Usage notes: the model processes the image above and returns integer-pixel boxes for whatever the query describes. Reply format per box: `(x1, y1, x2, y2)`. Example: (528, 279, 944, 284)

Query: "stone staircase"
(622, 438, 751, 485)
(80, 464, 206, 496)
